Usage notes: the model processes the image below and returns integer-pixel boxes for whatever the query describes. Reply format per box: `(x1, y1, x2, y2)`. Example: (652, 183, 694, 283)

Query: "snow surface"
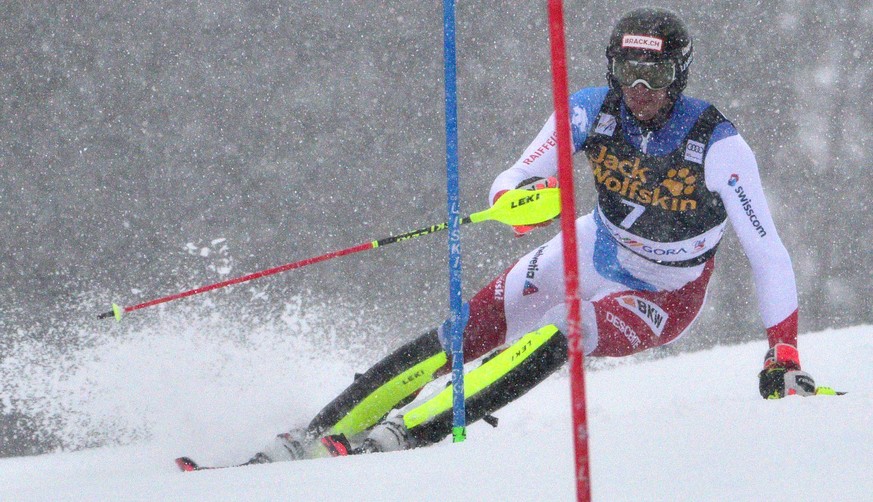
(2, 325, 871, 501)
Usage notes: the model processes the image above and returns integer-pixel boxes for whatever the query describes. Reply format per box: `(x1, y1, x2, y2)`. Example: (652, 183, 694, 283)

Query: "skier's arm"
(704, 132, 799, 347)
(490, 87, 607, 205)
(489, 113, 561, 205)
(705, 132, 816, 399)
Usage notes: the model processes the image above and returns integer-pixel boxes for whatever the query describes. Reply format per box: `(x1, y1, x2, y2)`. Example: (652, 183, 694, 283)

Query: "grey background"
(1, 1, 870, 455)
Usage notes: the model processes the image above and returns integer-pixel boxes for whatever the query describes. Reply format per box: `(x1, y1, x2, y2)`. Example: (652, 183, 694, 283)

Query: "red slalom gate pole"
(547, 1, 592, 501)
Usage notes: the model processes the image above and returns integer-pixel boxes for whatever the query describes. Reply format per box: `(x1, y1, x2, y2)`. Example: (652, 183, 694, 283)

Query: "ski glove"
(758, 343, 816, 399)
(493, 176, 559, 237)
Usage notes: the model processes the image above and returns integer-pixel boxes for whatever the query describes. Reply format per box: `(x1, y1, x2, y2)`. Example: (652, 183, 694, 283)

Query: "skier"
(245, 7, 817, 464)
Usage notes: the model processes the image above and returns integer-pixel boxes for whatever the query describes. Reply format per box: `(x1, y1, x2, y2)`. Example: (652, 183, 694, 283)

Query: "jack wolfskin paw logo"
(661, 168, 697, 196)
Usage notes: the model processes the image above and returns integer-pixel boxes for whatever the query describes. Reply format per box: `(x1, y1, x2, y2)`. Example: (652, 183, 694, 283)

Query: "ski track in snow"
(1, 325, 871, 501)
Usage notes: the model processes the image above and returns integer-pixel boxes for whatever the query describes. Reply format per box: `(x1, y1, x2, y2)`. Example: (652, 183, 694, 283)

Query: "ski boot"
(320, 415, 412, 457)
(248, 429, 311, 463)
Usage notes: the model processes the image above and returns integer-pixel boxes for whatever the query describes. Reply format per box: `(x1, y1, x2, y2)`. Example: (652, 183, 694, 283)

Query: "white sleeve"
(704, 134, 798, 328)
(488, 113, 559, 204)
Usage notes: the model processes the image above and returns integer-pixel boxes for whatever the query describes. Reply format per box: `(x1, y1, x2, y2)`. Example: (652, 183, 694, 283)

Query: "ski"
(176, 436, 365, 472)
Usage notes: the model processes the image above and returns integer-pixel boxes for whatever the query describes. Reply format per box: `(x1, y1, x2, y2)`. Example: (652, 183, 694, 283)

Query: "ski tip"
(175, 456, 200, 472)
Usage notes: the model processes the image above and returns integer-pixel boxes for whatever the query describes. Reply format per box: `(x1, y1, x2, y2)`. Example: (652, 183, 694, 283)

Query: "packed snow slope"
(2, 325, 871, 501)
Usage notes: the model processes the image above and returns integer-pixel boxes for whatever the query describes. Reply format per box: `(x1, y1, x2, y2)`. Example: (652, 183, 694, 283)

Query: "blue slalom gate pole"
(443, 0, 467, 443)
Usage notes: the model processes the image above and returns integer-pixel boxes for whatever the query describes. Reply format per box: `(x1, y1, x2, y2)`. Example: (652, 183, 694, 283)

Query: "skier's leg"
(307, 329, 447, 439)
(361, 324, 568, 451)
(501, 218, 601, 349)
(585, 259, 715, 357)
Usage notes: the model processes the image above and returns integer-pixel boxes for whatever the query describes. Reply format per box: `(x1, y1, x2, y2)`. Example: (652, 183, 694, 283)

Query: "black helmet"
(606, 8, 693, 96)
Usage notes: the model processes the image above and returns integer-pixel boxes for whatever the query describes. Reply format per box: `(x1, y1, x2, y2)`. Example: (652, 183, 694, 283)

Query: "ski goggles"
(612, 58, 676, 90)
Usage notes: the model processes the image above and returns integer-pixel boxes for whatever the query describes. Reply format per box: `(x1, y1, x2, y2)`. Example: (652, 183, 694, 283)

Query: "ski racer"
(248, 7, 817, 463)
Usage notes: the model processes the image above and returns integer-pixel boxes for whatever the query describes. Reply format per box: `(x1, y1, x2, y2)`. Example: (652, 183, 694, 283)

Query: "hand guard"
(758, 343, 816, 399)
(494, 176, 559, 237)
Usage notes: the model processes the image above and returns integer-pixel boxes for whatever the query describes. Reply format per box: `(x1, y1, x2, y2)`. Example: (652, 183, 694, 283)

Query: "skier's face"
(621, 84, 671, 122)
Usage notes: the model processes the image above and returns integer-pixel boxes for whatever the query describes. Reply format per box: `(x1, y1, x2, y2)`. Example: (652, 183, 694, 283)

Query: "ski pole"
(98, 188, 561, 321)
